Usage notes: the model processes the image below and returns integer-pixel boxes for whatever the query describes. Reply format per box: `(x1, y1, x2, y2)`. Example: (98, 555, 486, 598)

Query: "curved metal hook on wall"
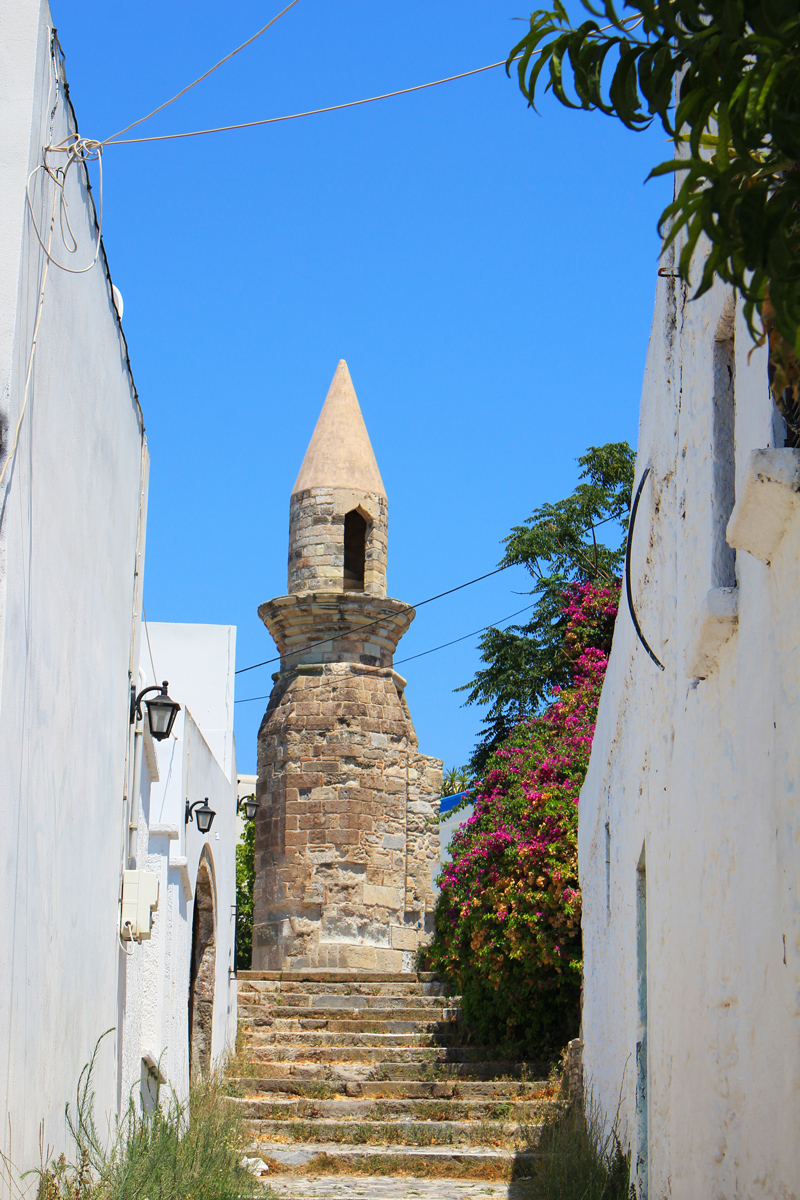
(625, 466, 665, 672)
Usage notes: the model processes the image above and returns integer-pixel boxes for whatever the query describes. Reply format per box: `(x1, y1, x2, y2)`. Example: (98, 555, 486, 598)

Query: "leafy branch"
(509, 0, 800, 436)
(460, 442, 634, 771)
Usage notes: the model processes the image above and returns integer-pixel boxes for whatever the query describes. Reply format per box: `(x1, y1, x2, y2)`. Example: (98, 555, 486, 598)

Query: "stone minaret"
(252, 361, 442, 972)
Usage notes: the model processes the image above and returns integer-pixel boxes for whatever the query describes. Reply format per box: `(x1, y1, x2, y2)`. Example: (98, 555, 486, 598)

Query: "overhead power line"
(104, 59, 519, 147)
(103, 0, 301, 145)
(234, 598, 535, 705)
(92, 3, 646, 152)
(100, 12, 641, 150)
(394, 601, 536, 667)
(234, 565, 510, 676)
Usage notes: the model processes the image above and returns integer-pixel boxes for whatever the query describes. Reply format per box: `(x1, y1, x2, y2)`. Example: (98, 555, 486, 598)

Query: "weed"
(2, 1034, 273, 1200)
(515, 1096, 631, 1200)
(223, 1025, 262, 1080)
(303, 1080, 335, 1100)
(299, 1152, 513, 1180)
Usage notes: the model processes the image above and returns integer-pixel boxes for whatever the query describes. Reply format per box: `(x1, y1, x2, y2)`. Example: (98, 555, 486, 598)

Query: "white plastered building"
(119, 622, 239, 1112)
(579, 243, 800, 1197)
(0, 2, 238, 1185)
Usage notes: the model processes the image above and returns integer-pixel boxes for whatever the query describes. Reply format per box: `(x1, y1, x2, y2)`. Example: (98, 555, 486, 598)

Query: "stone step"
(241, 1004, 459, 1022)
(247, 1141, 535, 1178)
(263, 1175, 536, 1199)
(227, 972, 552, 1184)
(243, 1115, 536, 1149)
(230, 1077, 555, 1101)
(243, 1016, 459, 1035)
(238, 970, 439, 984)
(238, 980, 450, 998)
(238, 993, 452, 1011)
(241, 1030, 447, 1047)
(233, 1095, 553, 1122)
(236, 1055, 545, 1081)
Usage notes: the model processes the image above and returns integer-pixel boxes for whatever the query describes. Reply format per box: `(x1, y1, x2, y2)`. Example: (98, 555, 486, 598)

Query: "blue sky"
(59, 1, 670, 775)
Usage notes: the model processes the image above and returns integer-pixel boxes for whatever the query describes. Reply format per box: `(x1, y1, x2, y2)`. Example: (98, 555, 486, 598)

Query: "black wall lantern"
(186, 797, 216, 834)
(131, 680, 181, 742)
(237, 794, 260, 821)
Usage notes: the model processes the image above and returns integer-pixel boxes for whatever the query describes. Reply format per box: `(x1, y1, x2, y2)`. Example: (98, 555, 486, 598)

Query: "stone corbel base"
(687, 587, 738, 679)
(727, 448, 800, 565)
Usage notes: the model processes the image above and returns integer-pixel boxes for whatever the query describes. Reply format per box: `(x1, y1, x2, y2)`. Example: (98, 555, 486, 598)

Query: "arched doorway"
(189, 850, 216, 1081)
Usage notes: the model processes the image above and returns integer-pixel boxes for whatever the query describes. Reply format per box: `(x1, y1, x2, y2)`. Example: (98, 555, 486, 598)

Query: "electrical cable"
(232, 496, 633, 693)
(118, 922, 136, 956)
(142, 602, 159, 685)
(624, 465, 664, 671)
(26, 137, 103, 274)
(394, 601, 536, 666)
(234, 599, 536, 704)
(103, 0, 300, 145)
(100, 14, 642, 149)
(104, 59, 517, 146)
(234, 564, 510, 676)
(0, 171, 58, 491)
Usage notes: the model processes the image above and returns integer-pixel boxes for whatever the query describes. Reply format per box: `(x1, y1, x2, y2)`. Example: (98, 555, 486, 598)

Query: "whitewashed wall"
(0, 5, 240, 1183)
(579, 256, 800, 1197)
(0, 0, 147, 1184)
(134, 623, 239, 1098)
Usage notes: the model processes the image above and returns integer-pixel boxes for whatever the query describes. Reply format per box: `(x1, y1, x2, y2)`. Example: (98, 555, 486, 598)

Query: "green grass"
(3, 1036, 276, 1200)
(515, 1099, 632, 1200)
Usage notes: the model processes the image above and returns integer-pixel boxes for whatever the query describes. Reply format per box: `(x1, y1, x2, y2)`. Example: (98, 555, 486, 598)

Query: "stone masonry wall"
(253, 662, 441, 971)
(288, 487, 388, 597)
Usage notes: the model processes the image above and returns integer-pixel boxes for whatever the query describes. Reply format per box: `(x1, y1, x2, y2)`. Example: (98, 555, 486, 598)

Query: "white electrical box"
(121, 870, 160, 941)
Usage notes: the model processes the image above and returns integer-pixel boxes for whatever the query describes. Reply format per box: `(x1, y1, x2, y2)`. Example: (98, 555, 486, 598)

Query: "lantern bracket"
(131, 682, 167, 724)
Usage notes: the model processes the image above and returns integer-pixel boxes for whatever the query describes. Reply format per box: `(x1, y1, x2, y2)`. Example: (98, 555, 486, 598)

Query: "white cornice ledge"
(169, 856, 193, 901)
(149, 824, 180, 840)
(687, 587, 738, 679)
(727, 448, 800, 565)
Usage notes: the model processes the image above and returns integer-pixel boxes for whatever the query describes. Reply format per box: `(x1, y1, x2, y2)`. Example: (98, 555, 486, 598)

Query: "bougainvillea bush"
(429, 581, 619, 1054)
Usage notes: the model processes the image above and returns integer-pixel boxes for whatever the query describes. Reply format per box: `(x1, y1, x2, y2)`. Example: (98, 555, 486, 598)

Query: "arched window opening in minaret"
(343, 510, 367, 590)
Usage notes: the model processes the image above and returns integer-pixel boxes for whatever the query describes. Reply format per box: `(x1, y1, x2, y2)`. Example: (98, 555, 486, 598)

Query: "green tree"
(460, 442, 634, 771)
(509, 0, 800, 436)
(235, 815, 255, 971)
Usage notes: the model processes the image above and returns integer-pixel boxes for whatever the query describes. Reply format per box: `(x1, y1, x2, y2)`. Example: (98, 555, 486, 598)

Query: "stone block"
(727, 448, 800, 564)
(284, 831, 308, 848)
(363, 884, 402, 909)
(391, 924, 418, 951)
(338, 945, 378, 970)
(374, 948, 404, 972)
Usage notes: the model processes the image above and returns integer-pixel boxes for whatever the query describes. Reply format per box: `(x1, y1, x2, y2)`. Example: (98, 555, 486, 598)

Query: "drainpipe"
(128, 666, 146, 866)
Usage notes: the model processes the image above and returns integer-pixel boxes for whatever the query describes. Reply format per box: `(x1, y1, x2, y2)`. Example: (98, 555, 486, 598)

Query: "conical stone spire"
(292, 360, 385, 497)
(286, 361, 388, 597)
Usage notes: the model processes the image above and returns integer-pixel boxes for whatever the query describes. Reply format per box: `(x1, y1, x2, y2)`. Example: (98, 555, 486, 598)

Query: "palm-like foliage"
(441, 766, 473, 796)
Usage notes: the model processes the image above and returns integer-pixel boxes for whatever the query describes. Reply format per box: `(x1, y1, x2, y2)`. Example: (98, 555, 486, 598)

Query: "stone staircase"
(228, 969, 561, 1194)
